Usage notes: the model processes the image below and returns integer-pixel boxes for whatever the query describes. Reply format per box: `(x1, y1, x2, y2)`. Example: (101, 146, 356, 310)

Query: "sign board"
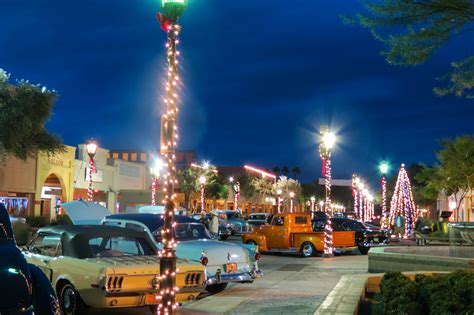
(85, 167, 104, 183)
(318, 178, 352, 187)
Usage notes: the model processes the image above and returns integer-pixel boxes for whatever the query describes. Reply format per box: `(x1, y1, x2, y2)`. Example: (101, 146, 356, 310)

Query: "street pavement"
(91, 236, 369, 315)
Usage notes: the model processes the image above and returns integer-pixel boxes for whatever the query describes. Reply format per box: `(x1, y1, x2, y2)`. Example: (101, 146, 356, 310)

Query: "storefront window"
(0, 197, 29, 217)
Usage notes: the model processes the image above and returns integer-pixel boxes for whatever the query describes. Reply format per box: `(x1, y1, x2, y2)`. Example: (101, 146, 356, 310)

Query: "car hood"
(0, 241, 32, 310)
(177, 239, 251, 265)
(62, 200, 110, 225)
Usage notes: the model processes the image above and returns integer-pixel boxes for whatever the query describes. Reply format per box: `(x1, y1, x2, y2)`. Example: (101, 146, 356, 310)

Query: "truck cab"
(242, 213, 357, 257)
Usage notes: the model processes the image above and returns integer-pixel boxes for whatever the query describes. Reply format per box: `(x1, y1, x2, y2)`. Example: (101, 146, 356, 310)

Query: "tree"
(281, 166, 289, 176)
(205, 173, 229, 209)
(252, 177, 274, 197)
(292, 167, 301, 178)
(273, 176, 302, 211)
(421, 136, 474, 214)
(351, 1, 474, 98)
(177, 167, 200, 211)
(272, 166, 281, 175)
(0, 69, 64, 160)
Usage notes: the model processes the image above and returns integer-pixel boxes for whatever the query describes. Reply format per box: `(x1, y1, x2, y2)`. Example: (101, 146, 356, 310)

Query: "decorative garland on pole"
(319, 128, 335, 257)
(87, 157, 95, 202)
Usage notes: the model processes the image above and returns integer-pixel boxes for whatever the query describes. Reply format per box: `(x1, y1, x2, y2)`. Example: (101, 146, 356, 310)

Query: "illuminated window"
(140, 153, 147, 161)
(122, 153, 129, 161)
(113, 153, 119, 159)
(131, 153, 137, 161)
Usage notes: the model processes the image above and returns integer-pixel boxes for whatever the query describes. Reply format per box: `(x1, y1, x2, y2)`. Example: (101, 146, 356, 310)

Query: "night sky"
(1, 0, 473, 186)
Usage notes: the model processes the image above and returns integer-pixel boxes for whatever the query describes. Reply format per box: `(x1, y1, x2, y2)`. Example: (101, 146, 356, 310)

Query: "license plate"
(225, 263, 238, 273)
(145, 294, 160, 305)
(373, 237, 379, 243)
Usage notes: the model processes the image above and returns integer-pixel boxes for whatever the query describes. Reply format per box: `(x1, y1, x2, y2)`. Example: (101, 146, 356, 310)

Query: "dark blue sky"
(1, 0, 473, 185)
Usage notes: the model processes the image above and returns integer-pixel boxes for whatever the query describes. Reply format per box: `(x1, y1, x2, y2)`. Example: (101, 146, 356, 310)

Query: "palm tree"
(292, 167, 301, 178)
(176, 168, 200, 211)
(282, 166, 289, 176)
(272, 166, 281, 175)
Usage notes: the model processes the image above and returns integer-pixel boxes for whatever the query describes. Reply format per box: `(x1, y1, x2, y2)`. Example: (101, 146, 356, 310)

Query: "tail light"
(200, 251, 208, 266)
(254, 252, 261, 261)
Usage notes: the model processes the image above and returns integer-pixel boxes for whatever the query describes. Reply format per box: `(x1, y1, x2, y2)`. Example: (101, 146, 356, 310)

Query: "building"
(107, 149, 197, 168)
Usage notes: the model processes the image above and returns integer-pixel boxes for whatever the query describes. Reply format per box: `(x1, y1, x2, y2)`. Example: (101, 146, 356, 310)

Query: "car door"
(27, 233, 61, 282)
(267, 215, 287, 249)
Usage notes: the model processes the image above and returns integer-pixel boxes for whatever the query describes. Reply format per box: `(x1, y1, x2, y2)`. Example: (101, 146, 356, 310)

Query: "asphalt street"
(90, 236, 369, 315)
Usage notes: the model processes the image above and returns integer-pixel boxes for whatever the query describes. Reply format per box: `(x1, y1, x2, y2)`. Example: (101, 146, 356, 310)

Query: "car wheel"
(358, 246, 369, 255)
(205, 283, 228, 294)
(301, 242, 315, 257)
(59, 283, 87, 315)
(220, 235, 229, 240)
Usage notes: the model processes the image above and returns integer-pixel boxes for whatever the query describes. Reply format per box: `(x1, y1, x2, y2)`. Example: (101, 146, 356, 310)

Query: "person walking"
(209, 212, 219, 235)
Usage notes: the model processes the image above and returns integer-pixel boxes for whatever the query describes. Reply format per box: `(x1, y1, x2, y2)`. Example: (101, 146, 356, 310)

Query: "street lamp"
(289, 191, 295, 213)
(379, 162, 389, 228)
(86, 139, 98, 202)
(199, 175, 206, 214)
(150, 158, 165, 206)
(156, 0, 188, 313)
(276, 189, 283, 213)
(319, 127, 336, 257)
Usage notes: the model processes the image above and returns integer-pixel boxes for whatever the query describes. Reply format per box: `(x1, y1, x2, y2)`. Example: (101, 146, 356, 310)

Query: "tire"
(205, 283, 228, 294)
(301, 242, 315, 257)
(59, 282, 88, 315)
(220, 235, 229, 240)
(358, 246, 369, 255)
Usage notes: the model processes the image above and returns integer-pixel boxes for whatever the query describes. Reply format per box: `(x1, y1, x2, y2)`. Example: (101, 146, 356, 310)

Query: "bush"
(378, 271, 474, 315)
(25, 215, 48, 228)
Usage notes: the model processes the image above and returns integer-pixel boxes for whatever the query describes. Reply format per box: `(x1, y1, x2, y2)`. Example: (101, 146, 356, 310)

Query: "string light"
(389, 164, 417, 238)
(156, 1, 188, 313)
(319, 127, 336, 257)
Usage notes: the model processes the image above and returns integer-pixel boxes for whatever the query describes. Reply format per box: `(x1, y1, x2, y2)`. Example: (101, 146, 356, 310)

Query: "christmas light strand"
(87, 158, 95, 202)
(389, 164, 417, 237)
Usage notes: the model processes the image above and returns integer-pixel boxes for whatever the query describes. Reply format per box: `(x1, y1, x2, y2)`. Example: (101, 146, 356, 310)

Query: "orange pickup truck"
(242, 213, 361, 257)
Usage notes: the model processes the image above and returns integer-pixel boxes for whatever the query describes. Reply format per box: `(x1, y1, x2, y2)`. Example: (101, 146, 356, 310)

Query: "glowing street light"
(229, 176, 241, 212)
(86, 139, 98, 202)
(319, 127, 336, 257)
(276, 189, 283, 213)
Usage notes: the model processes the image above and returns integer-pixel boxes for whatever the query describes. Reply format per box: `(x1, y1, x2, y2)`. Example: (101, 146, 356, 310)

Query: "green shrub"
(378, 271, 474, 315)
(25, 215, 48, 228)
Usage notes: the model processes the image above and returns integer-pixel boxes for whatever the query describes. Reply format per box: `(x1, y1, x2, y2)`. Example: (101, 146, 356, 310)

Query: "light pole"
(199, 175, 206, 214)
(276, 189, 283, 213)
(319, 127, 336, 257)
(289, 191, 295, 213)
(310, 196, 316, 218)
(150, 158, 165, 206)
(86, 139, 98, 202)
(156, 0, 187, 313)
(352, 174, 360, 219)
(379, 162, 389, 228)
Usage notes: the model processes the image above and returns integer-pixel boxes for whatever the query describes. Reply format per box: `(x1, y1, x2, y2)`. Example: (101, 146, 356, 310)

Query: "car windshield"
(153, 223, 212, 242)
(250, 215, 266, 220)
(87, 236, 156, 258)
(226, 212, 243, 220)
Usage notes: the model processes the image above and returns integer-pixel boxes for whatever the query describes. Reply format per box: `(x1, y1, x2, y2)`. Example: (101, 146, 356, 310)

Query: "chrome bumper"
(206, 269, 263, 285)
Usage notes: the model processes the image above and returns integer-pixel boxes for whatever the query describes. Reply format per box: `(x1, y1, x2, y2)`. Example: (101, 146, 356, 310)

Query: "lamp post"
(289, 191, 295, 213)
(319, 127, 336, 257)
(156, 0, 188, 313)
(352, 174, 360, 219)
(276, 189, 283, 213)
(199, 175, 206, 214)
(86, 139, 98, 202)
(310, 196, 316, 218)
(150, 158, 165, 206)
(379, 162, 389, 228)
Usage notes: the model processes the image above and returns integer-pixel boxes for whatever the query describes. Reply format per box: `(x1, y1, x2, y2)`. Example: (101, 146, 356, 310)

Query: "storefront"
(35, 146, 76, 221)
(0, 155, 37, 217)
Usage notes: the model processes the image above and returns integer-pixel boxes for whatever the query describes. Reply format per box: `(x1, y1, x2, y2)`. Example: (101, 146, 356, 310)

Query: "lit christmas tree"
(389, 164, 417, 237)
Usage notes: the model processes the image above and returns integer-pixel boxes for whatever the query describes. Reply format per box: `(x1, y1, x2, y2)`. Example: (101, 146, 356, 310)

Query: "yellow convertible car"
(23, 225, 205, 314)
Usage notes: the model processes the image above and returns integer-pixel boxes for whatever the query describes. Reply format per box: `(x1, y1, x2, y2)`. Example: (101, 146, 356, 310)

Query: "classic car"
(192, 213, 233, 240)
(103, 213, 263, 294)
(242, 213, 365, 257)
(0, 203, 60, 315)
(23, 225, 205, 314)
(247, 213, 272, 228)
(211, 210, 252, 235)
(313, 217, 389, 254)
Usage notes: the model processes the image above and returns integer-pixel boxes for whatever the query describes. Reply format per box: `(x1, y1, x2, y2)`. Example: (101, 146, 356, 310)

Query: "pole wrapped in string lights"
(310, 196, 316, 218)
(319, 127, 336, 257)
(389, 164, 417, 238)
(156, 0, 188, 313)
(379, 162, 389, 229)
(276, 189, 282, 213)
(86, 140, 98, 202)
(352, 174, 359, 219)
(289, 191, 295, 213)
(199, 175, 206, 214)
